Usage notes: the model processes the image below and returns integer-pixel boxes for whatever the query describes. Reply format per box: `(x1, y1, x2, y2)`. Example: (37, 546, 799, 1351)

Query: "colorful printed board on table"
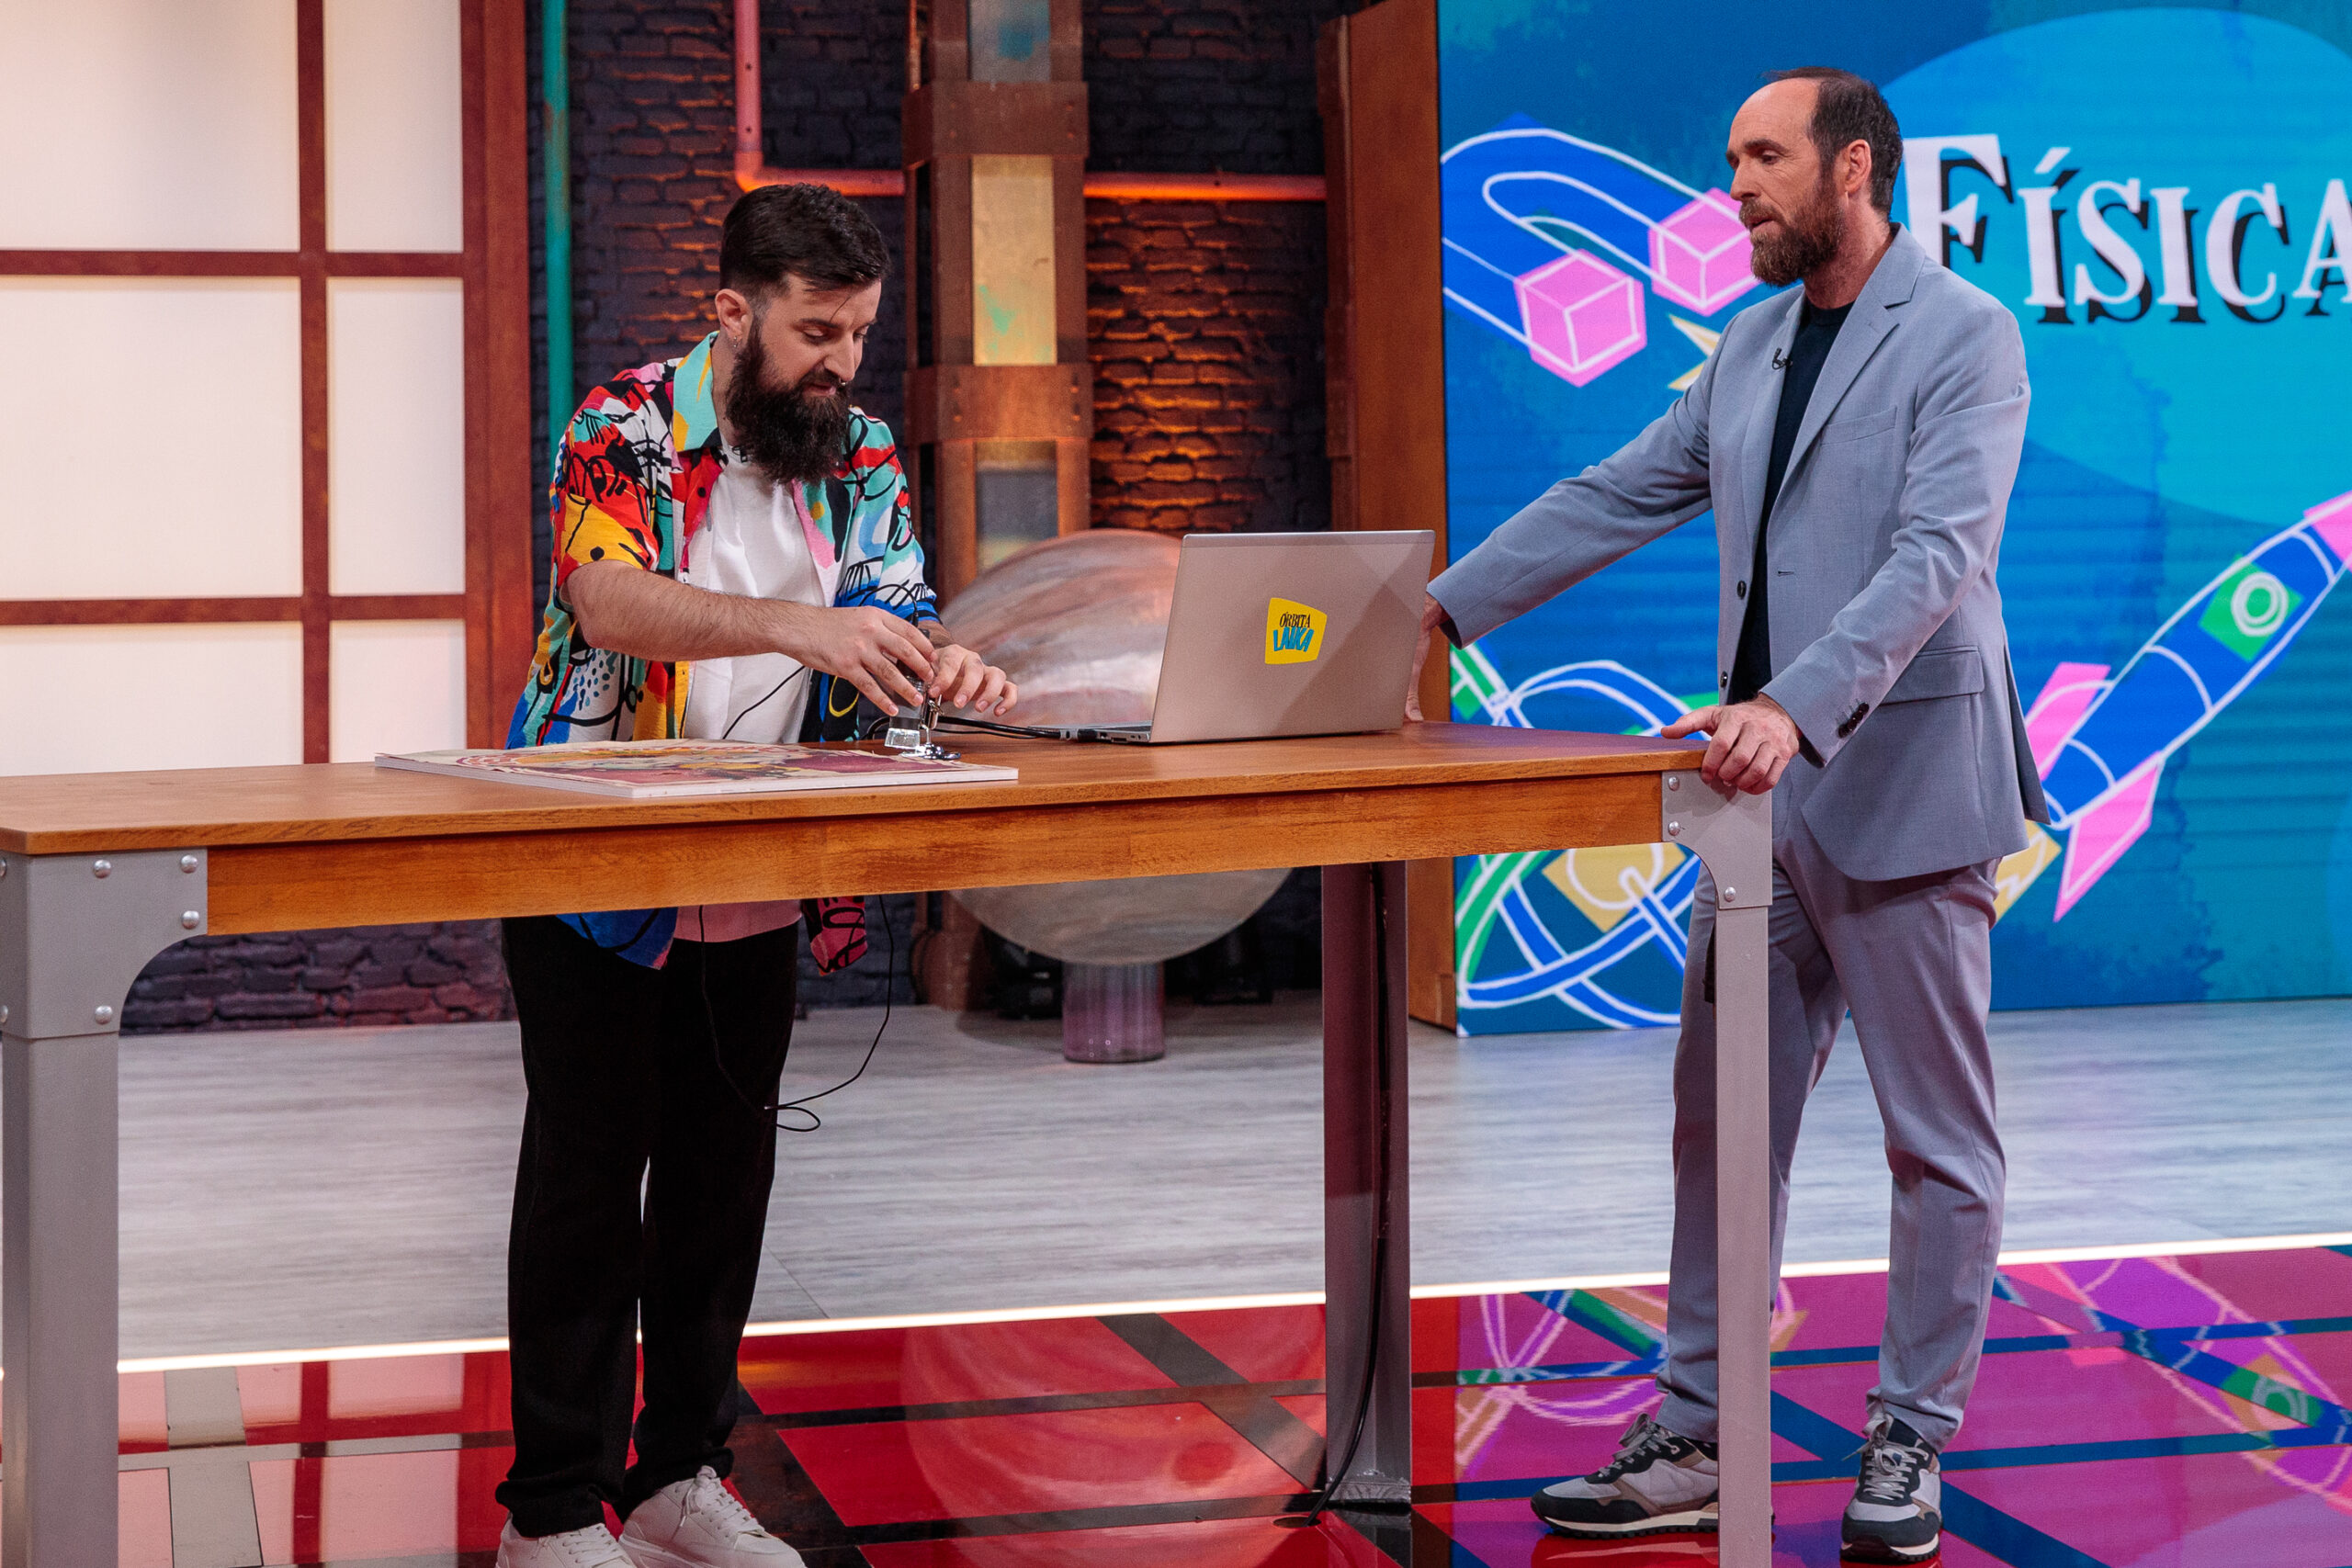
(377, 740, 1015, 799)
(1438, 2, 2352, 1032)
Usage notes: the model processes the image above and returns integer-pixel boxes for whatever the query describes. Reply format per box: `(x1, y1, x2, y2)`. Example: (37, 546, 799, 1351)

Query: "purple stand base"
(1061, 961, 1166, 1063)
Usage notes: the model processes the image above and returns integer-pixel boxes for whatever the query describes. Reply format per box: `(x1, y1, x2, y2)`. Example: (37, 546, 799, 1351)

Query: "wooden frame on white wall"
(0, 0, 533, 767)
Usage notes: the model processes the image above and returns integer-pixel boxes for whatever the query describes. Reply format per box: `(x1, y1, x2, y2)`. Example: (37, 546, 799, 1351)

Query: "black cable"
(935, 714, 1143, 743)
(1297, 868, 1394, 1527)
(696, 897, 899, 1134)
(720, 664, 810, 742)
(933, 714, 1049, 739)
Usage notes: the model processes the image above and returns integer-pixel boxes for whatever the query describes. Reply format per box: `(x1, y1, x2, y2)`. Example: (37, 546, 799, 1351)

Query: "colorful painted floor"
(97, 1240, 2352, 1566)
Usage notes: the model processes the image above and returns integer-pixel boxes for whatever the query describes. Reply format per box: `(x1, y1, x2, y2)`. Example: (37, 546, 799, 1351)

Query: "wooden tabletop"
(0, 726, 1708, 932)
(0, 724, 1702, 854)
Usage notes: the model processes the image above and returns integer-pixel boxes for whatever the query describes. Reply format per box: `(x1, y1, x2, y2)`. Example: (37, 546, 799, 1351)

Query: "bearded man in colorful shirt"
(495, 185, 1015, 1568)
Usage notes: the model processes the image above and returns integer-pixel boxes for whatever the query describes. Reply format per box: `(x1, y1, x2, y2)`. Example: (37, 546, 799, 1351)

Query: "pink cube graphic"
(1513, 250, 1645, 387)
(1649, 189, 1757, 315)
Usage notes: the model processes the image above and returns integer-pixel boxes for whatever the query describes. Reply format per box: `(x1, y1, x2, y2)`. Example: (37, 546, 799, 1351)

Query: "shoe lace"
(551, 1526, 626, 1567)
(684, 1468, 769, 1540)
(1595, 1416, 1680, 1481)
(1858, 1438, 1927, 1505)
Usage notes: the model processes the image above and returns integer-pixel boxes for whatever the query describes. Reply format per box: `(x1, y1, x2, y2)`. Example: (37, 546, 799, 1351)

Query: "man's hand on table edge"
(1404, 592, 1459, 723)
(1660, 694, 1802, 795)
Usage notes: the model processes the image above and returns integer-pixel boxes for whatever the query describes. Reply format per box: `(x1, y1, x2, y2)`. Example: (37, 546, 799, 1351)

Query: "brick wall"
(129, 925, 514, 1033)
(1087, 1, 1342, 175)
(1088, 198, 1328, 533)
(127, 0, 1347, 1032)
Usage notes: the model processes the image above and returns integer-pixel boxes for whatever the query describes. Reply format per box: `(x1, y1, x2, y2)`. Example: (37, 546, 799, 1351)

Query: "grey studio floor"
(93, 992, 2352, 1359)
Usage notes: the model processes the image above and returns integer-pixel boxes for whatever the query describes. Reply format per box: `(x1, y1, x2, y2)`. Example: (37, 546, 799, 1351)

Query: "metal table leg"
(1662, 774, 1773, 1567)
(1320, 861, 1412, 1506)
(0, 848, 209, 1568)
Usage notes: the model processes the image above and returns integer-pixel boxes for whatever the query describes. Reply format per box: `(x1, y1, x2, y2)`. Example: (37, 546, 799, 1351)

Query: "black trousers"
(496, 916, 798, 1536)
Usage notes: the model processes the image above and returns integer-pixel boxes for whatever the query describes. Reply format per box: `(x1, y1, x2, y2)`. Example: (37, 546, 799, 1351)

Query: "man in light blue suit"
(1410, 69, 2048, 1564)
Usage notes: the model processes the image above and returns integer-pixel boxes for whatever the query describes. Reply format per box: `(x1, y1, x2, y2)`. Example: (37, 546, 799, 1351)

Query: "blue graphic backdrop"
(1439, 3, 2352, 1032)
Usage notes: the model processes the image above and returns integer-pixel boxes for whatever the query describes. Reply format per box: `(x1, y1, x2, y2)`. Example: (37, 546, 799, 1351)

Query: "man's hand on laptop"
(1661, 695, 1801, 795)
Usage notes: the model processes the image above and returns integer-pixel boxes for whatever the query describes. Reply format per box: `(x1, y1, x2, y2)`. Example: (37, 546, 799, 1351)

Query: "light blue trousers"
(1656, 795, 2005, 1452)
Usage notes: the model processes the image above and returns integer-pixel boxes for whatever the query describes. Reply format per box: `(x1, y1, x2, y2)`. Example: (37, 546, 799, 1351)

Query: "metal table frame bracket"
(1661, 771, 1773, 1566)
(1320, 859, 1414, 1508)
(0, 847, 208, 1568)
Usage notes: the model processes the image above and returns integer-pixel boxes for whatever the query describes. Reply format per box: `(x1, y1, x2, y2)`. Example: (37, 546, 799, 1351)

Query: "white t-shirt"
(676, 446, 826, 943)
(680, 446, 826, 743)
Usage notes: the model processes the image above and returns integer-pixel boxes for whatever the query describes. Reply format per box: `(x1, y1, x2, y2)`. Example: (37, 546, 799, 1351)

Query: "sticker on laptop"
(1266, 597, 1328, 664)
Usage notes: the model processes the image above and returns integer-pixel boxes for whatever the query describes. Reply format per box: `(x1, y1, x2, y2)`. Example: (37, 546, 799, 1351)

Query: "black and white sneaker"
(1842, 1414, 1942, 1563)
(1530, 1413, 1720, 1539)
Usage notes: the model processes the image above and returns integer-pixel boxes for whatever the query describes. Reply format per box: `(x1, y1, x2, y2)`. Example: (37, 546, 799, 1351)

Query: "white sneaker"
(619, 1467, 805, 1567)
(496, 1520, 637, 1568)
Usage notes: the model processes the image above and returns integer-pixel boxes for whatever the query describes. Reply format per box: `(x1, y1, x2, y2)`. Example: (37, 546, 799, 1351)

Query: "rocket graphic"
(2018, 489, 2352, 919)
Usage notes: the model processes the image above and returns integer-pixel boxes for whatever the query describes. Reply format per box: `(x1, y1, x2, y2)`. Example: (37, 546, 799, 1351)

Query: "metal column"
(0, 848, 209, 1568)
(1661, 771, 1774, 1565)
(1319, 860, 1412, 1505)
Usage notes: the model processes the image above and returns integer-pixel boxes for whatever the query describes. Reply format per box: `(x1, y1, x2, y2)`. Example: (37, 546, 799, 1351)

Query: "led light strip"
(109, 1229, 2352, 1375)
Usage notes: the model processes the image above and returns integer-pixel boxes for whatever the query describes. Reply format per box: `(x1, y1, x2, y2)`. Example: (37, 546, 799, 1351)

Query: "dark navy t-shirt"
(1728, 298, 1852, 705)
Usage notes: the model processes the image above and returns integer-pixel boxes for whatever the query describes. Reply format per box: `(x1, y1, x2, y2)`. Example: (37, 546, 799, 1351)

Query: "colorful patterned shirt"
(508, 333, 940, 965)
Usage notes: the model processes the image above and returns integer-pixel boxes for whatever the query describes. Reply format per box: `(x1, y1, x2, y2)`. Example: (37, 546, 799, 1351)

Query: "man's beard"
(1744, 170, 1845, 288)
(724, 328, 852, 484)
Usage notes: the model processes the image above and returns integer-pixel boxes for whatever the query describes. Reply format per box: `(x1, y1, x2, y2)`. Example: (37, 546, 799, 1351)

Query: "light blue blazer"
(1432, 224, 2049, 882)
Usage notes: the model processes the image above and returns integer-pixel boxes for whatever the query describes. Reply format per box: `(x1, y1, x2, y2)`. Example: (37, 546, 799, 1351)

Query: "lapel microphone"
(1770, 347, 1790, 370)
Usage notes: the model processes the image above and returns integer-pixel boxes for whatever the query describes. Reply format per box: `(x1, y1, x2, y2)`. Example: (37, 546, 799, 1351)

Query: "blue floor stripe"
(2177, 1313, 2352, 1341)
(2119, 1327, 2352, 1437)
(1939, 1489, 2117, 1568)
(1465, 1315, 2352, 1387)
(1524, 1289, 1659, 1356)
(1456, 1354, 1661, 1384)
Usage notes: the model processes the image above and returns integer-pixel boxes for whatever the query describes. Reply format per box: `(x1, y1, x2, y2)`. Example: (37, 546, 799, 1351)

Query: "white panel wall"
(0, 0, 300, 251)
(0, 279, 304, 599)
(0, 625, 303, 774)
(323, 0, 465, 254)
(328, 620, 467, 762)
(328, 279, 468, 595)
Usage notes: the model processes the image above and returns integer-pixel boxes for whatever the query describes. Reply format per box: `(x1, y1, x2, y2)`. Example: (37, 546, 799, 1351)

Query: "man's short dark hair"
(1766, 67, 1902, 215)
(719, 184, 890, 298)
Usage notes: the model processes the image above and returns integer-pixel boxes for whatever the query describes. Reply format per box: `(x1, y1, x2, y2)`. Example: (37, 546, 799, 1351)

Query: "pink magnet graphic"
(1514, 251, 1645, 387)
(1649, 190, 1757, 315)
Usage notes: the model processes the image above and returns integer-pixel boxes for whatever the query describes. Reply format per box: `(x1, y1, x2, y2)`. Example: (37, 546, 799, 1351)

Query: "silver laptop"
(956, 530, 1436, 745)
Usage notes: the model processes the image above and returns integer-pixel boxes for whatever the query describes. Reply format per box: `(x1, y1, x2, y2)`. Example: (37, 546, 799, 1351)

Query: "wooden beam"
(0, 252, 463, 277)
(724, 171, 1330, 201)
(904, 82, 1088, 162)
(469, 0, 537, 748)
(933, 440, 979, 600)
(1323, 0, 1454, 1027)
(906, 363, 1091, 444)
(0, 596, 466, 626)
(297, 0, 332, 765)
(0, 600, 302, 626)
